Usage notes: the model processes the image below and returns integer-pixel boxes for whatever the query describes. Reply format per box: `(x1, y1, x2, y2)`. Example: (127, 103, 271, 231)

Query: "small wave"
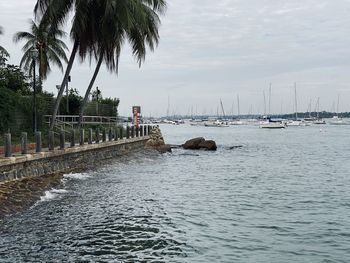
(64, 173, 91, 180)
(40, 188, 68, 202)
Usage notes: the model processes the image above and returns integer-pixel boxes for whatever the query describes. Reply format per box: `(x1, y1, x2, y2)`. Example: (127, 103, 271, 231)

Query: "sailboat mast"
(269, 83, 272, 115)
(308, 99, 312, 118)
(231, 97, 234, 117)
(220, 99, 226, 118)
(263, 91, 267, 116)
(237, 95, 240, 118)
(166, 95, 170, 118)
(294, 82, 298, 120)
(337, 94, 340, 117)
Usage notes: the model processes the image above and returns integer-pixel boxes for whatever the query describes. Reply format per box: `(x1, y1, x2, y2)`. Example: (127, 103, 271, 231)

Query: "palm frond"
(13, 15, 69, 79)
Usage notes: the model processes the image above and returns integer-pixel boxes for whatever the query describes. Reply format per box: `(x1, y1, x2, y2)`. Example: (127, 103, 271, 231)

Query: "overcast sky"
(1, 0, 350, 116)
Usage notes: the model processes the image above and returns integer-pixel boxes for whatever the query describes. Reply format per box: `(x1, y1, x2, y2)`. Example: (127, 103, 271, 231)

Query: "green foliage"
(0, 64, 30, 94)
(59, 88, 82, 115)
(84, 88, 119, 117)
(13, 20, 68, 80)
(0, 87, 18, 132)
(99, 97, 120, 116)
(0, 25, 10, 66)
(0, 62, 55, 134)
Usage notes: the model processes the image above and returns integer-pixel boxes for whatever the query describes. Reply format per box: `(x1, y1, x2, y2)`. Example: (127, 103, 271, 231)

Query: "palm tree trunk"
(78, 55, 103, 127)
(49, 40, 79, 130)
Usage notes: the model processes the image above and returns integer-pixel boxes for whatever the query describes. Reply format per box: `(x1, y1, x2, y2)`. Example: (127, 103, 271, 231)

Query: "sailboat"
(312, 97, 326, 124)
(330, 95, 348, 125)
(287, 83, 304, 127)
(204, 99, 229, 127)
(230, 95, 245, 125)
(259, 84, 286, 129)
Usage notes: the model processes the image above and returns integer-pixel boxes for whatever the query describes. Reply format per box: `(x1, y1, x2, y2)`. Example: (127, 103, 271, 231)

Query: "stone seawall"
(0, 137, 149, 183)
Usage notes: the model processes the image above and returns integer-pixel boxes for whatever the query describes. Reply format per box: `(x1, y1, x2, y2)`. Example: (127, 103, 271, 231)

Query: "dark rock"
(169, 144, 182, 149)
(180, 153, 200, 156)
(228, 145, 243, 150)
(198, 140, 217, 151)
(182, 137, 205, 150)
(157, 144, 172, 154)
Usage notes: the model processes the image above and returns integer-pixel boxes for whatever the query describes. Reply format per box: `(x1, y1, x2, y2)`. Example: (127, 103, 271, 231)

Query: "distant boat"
(259, 116, 286, 129)
(313, 97, 326, 125)
(286, 83, 304, 127)
(329, 95, 348, 125)
(190, 119, 206, 126)
(260, 122, 286, 129)
(287, 120, 305, 127)
(329, 116, 348, 125)
(230, 120, 245, 125)
(313, 119, 326, 125)
(204, 120, 229, 127)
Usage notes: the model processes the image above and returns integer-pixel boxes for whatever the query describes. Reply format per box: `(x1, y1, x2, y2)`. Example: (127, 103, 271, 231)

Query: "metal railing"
(1, 125, 153, 158)
(45, 115, 120, 129)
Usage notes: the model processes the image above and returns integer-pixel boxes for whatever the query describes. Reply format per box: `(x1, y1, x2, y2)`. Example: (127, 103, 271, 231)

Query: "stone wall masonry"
(0, 136, 150, 184)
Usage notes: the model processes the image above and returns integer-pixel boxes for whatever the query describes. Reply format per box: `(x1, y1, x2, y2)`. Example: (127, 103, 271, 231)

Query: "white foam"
(39, 188, 68, 202)
(63, 173, 91, 180)
(51, 189, 68, 194)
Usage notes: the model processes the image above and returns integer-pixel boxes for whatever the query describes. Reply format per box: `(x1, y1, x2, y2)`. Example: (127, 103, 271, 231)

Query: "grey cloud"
(1, 0, 350, 116)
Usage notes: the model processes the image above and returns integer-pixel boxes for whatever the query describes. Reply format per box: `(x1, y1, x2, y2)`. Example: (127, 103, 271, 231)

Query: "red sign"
(132, 106, 141, 115)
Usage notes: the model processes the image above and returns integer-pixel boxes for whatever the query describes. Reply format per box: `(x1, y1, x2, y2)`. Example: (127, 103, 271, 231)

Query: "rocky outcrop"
(198, 140, 217, 151)
(145, 126, 172, 153)
(182, 137, 217, 151)
(157, 145, 172, 153)
(182, 137, 205, 150)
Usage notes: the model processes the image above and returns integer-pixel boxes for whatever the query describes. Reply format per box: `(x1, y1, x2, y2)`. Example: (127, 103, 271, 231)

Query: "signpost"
(132, 106, 141, 128)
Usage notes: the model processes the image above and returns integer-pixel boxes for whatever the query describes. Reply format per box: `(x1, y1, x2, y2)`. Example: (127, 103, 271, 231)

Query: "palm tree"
(34, 0, 166, 130)
(78, 0, 164, 125)
(0, 26, 10, 66)
(13, 20, 68, 81)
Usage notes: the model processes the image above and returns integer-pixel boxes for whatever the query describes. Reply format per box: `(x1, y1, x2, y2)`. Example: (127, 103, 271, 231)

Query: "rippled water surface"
(1, 124, 350, 262)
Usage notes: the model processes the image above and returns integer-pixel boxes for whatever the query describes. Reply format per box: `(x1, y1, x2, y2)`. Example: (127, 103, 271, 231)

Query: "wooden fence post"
(108, 128, 112, 141)
(35, 131, 42, 153)
(48, 131, 54, 151)
(126, 126, 130, 139)
(120, 126, 124, 140)
(102, 129, 106, 142)
(88, 128, 93, 144)
(140, 125, 143, 137)
(70, 130, 75, 147)
(21, 132, 28, 154)
(131, 126, 135, 138)
(60, 129, 65, 149)
(114, 128, 117, 141)
(80, 129, 84, 146)
(95, 128, 100, 144)
(4, 133, 11, 157)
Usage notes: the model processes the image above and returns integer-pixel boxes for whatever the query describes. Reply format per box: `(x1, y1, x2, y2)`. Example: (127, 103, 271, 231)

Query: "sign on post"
(132, 106, 141, 128)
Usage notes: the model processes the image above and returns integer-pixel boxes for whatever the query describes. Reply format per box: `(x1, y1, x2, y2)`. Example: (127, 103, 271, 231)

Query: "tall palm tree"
(34, 0, 166, 130)
(78, 0, 164, 125)
(0, 26, 10, 66)
(13, 20, 68, 80)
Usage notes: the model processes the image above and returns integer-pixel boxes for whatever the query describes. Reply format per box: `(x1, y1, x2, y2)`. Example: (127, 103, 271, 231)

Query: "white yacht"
(329, 116, 348, 125)
(204, 120, 229, 127)
(259, 116, 286, 129)
(329, 96, 348, 125)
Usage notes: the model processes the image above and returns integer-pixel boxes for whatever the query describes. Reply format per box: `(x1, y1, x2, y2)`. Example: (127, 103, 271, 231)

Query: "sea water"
(0, 124, 350, 262)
